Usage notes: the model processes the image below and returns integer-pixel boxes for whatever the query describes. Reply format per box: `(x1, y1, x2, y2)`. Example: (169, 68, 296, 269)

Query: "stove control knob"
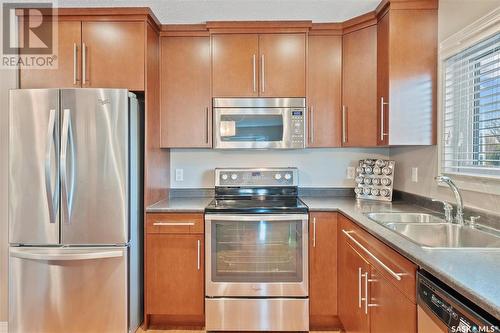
(284, 173, 292, 180)
(221, 174, 228, 180)
(231, 173, 238, 180)
(274, 173, 282, 180)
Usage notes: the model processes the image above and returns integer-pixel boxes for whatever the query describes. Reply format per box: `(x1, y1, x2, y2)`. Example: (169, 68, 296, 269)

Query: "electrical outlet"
(347, 167, 356, 179)
(411, 167, 418, 183)
(175, 169, 184, 182)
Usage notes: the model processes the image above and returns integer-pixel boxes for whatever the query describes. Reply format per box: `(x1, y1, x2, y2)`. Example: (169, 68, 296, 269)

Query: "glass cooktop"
(205, 197, 308, 214)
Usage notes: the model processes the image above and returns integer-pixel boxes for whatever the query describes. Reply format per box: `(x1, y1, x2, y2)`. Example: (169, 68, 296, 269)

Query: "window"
(442, 32, 500, 178)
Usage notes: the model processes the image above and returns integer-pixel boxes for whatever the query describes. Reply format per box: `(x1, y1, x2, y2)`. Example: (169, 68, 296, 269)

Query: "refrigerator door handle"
(61, 108, 74, 224)
(10, 248, 124, 261)
(44, 109, 57, 224)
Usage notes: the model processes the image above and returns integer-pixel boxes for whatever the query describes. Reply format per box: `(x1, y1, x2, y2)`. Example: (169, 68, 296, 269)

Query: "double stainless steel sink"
(366, 212, 500, 249)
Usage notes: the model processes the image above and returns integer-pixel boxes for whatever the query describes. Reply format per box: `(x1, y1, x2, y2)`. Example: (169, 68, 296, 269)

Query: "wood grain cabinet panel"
(20, 20, 81, 88)
(82, 21, 145, 90)
(338, 241, 370, 333)
(309, 212, 340, 330)
(146, 234, 204, 322)
(307, 35, 342, 147)
(377, 9, 438, 145)
(212, 34, 259, 97)
(341, 25, 378, 147)
(259, 34, 306, 97)
(369, 266, 417, 333)
(160, 36, 211, 148)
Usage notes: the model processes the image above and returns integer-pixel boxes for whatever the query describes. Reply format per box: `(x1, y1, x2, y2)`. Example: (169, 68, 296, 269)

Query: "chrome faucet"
(435, 175, 464, 225)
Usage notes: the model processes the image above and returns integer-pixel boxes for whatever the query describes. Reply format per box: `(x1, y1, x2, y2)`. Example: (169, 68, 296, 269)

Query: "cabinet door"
(307, 35, 342, 147)
(82, 21, 145, 90)
(212, 34, 259, 97)
(160, 36, 211, 148)
(259, 34, 306, 97)
(20, 21, 81, 88)
(370, 266, 417, 333)
(309, 212, 339, 329)
(338, 240, 370, 333)
(342, 25, 378, 147)
(146, 234, 204, 320)
(377, 12, 390, 146)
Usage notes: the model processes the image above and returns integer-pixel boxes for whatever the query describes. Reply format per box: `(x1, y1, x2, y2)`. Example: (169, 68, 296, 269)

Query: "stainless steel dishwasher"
(417, 271, 499, 333)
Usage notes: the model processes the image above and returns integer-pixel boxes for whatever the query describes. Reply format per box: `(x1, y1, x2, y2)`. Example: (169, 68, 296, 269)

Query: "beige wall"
(390, 0, 500, 213)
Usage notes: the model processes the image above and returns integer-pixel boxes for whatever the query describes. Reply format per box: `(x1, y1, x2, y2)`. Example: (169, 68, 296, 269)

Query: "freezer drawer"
(9, 247, 128, 333)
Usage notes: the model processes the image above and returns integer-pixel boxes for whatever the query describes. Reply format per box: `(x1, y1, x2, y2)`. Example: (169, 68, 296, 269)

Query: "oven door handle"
(204, 214, 309, 221)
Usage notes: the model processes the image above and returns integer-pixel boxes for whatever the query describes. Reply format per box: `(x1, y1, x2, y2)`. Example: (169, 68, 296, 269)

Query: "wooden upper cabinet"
(342, 25, 378, 147)
(377, 13, 390, 146)
(259, 34, 306, 97)
(212, 33, 306, 97)
(307, 35, 342, 147)
(160, 36, 211, 148)
(309, 212, 340, 330)
(82, 21, 145, 91)
(212, 34, 259, 97)
(377, 8, 438, 146)
(20, 21, 81, 88)
(369, 266, 417, 333)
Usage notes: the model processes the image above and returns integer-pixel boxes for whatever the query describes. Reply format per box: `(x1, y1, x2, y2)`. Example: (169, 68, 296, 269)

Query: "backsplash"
(170, 148, 390, 188)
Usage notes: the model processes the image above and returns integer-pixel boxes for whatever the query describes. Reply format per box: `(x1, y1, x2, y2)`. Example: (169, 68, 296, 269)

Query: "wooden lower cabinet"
(338, 214, 417, 333)
(309, 212, 341, 329)
(338, 241, 370, 333)
(370, 266, 417, 333)
(145, 213, 204, 328)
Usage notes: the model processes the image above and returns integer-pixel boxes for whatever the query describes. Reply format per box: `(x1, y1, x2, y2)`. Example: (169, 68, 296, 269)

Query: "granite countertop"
(146, 195, 500, 319)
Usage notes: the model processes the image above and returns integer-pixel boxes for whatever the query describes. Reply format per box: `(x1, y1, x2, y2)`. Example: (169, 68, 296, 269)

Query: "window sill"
(441, 172, 500, 195)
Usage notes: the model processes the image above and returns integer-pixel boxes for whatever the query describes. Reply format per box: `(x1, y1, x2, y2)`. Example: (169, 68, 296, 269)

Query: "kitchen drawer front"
(339, 214, 417, 303)
(146, 213, 204, 234)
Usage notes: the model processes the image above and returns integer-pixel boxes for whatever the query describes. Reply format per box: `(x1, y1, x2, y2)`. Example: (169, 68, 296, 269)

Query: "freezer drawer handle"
(10, 249, 123, 261)
(44, 109, 58, 224)
(342, 229, 404, 281)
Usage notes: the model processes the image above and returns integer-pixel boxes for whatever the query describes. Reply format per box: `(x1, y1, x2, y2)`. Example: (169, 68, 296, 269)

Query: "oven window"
(212, 220, 303, 282)
(220, 114, 283, 142)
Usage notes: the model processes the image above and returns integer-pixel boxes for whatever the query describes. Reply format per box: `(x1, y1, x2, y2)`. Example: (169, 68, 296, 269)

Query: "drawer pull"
(342, 229, 403, 281)
(153, 222, 195, 226)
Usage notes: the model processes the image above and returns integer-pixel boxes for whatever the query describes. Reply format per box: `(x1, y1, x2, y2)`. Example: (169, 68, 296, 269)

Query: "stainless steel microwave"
(213, 98, 306, 149)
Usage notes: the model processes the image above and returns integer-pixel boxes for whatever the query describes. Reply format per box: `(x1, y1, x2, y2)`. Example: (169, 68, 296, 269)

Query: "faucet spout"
(435, 176, 464, 224)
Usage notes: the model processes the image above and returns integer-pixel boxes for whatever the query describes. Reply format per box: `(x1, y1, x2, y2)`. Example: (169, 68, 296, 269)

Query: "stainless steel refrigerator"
(8, 88, 143, 333)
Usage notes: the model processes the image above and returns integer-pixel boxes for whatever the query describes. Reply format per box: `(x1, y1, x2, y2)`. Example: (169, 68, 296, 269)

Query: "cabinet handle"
(312, 217, 317, 247)
(153, 222, 195, 226)
(380, 97, 389, 141)
(358, 267, 362, 308)
(82, 43, 87, 85)
(342, 230, 404, 281)
(363, 272, 369, 314)
(342, 105, 347, 144)
(261, 54, 265, 93)
(252, 54, 257, 93)
(73, 43, 78, 85)
(309, 106, 314, 144)
(197, 239, 201, 270)
(205, 107, 210, 144)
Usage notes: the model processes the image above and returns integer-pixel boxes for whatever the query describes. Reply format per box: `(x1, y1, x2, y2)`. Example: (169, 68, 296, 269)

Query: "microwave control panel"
(290, 108, 305, 148)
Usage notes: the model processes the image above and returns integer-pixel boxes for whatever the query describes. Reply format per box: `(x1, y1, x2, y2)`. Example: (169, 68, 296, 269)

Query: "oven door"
(213, 108, 293, 149)
(205, 214, 308, 297)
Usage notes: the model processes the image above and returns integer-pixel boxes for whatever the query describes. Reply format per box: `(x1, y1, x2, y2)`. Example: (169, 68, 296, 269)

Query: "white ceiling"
(57, 0, 382, 24)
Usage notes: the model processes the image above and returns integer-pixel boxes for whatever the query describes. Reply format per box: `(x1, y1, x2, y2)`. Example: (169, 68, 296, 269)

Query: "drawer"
(146, 213, 204, 234)
(339, 214, 417, 303)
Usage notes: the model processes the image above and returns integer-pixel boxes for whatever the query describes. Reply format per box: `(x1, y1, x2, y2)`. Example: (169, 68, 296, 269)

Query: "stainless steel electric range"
(204, 168, 309, 332)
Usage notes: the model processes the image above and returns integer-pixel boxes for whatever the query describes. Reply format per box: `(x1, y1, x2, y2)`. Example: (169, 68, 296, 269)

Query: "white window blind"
(442, 32, 500, 177)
